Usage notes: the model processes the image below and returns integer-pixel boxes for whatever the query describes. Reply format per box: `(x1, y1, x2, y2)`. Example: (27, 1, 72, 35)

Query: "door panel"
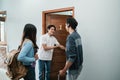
(46, 14, 72, 80)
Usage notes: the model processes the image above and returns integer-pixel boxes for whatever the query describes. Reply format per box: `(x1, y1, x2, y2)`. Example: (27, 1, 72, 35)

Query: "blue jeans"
(38, 60, 51, 80)
(67, 65, 83, 80)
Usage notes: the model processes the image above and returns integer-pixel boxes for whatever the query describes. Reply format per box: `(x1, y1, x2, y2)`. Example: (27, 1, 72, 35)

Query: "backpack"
(4, 49, 28, 80)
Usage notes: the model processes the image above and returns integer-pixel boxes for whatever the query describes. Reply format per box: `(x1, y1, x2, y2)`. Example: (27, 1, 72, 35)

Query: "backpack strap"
(4, 50, 19, 65)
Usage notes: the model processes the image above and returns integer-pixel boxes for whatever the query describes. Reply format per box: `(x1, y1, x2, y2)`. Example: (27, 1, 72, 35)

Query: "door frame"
(42, 7, 74, 34)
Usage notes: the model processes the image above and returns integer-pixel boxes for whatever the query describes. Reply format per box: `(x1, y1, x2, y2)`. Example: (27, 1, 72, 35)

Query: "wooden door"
(46, 14, 72, 80)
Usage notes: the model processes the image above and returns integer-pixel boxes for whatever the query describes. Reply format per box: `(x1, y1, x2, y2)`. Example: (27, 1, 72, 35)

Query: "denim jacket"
(66, 31, 83, 70)
(17, 40, 35, 66)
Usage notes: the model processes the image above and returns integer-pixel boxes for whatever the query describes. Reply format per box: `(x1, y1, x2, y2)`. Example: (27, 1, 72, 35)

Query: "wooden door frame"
(42, 7, 74, 34)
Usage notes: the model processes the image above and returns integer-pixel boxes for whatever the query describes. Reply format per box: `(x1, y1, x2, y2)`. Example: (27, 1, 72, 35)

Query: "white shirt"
(38, 33, 60, 60)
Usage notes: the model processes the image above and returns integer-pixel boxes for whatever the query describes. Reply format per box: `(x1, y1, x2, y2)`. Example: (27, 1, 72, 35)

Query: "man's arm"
(59, 45, 66, 50)
(42, 44, 59, 51)
(59, 61, 73, 76)
(59, 36, 76, 76)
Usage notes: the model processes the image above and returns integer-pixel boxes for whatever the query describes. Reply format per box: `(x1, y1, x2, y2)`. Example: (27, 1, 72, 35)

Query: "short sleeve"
(54, 37, 60, 45)
(41, 36, 47, 44)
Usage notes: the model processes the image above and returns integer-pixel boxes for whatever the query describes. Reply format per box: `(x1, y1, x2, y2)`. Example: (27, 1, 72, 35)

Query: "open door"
(42, 7, 74, 80)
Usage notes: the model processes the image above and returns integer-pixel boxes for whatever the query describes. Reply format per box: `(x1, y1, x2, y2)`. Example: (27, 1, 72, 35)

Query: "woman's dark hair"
(47, 25, 56, 31)
(20, 23, 38, 52)
(66, 17, 78, 30)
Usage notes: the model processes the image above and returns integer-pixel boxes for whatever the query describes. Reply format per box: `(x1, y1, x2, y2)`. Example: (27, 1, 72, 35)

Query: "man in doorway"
(59, 17, 83, 80)
(38, 25, 65, 80)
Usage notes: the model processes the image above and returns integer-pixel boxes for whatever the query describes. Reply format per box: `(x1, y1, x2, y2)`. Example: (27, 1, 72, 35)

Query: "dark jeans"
(67, 65, 83, 80)
(38, 60, 51, 80)
(24, 66, 35, 80)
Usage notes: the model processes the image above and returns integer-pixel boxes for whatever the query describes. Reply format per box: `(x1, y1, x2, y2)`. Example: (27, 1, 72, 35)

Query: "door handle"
(59, 25, 62, 30)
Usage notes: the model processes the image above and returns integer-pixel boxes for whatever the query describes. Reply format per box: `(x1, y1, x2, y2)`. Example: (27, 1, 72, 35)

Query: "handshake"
(54, 44, 65, 50)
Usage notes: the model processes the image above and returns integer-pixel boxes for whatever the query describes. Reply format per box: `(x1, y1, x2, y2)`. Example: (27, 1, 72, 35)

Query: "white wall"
(0, 0, 120, 80)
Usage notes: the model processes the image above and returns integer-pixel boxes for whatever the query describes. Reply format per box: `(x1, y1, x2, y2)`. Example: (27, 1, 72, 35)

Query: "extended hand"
(34, 54, 38, 60)
(59, 45, 65, 50)
(59, 69, 66, 76)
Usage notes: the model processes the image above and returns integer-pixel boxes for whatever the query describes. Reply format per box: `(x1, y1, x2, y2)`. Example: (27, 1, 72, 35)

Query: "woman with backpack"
(17, 23, 38, 80)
